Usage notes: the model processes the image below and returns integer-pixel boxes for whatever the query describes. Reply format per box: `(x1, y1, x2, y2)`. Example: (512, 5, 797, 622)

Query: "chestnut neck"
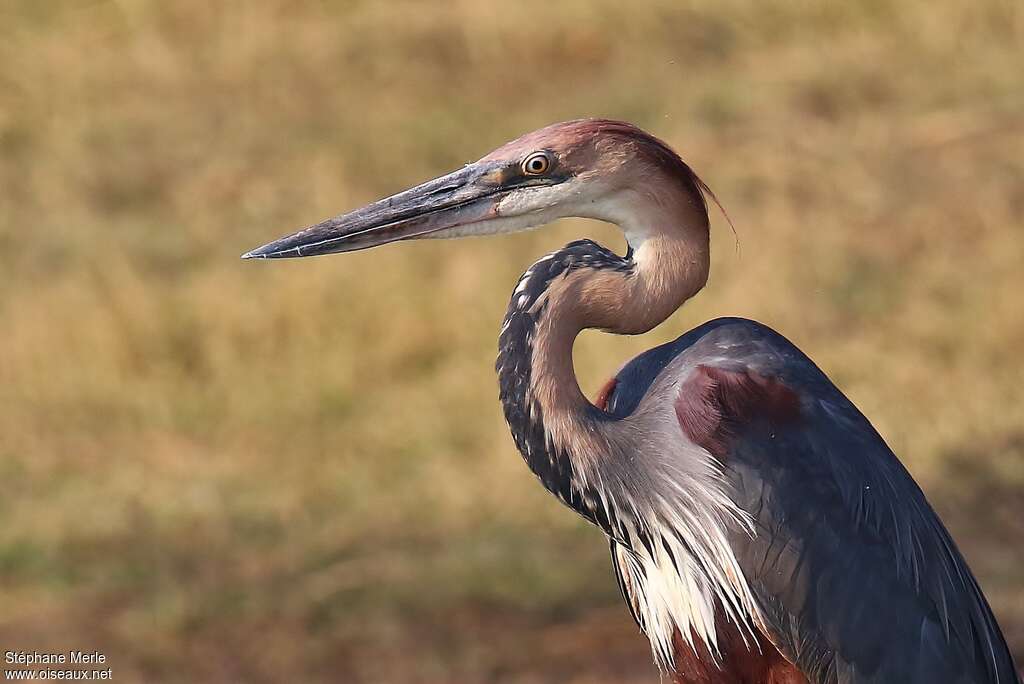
(496, 186, 710, 523)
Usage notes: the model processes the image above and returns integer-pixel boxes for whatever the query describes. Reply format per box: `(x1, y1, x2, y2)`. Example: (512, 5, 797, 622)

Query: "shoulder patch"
(675, 365, 801, 457)
(593, 377, 618, 412)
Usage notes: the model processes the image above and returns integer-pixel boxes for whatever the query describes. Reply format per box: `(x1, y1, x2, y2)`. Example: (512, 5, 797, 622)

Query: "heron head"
(242, 119, 708, 259)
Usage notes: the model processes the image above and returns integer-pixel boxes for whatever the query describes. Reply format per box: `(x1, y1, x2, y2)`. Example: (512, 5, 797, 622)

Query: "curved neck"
(495, 189, 765, 671)
(496, 196, 709, 521)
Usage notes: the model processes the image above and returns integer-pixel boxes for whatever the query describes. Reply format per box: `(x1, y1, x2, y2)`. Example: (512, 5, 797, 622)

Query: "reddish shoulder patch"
(593, 377, 618, 412)
(675, 365, 801, 458)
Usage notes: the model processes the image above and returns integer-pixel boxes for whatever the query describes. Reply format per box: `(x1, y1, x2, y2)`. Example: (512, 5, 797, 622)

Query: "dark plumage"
(604, 318, 1018, 682)
(245, 120, 1020, 683)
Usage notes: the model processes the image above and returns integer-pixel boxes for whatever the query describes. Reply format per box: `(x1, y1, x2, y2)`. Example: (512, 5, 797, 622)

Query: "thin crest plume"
(575, 118, 740, 255)
(694, 176, 741, 257)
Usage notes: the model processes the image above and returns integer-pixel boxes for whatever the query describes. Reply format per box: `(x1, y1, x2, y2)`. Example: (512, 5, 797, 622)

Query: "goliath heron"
(244, 120, 1019, 683)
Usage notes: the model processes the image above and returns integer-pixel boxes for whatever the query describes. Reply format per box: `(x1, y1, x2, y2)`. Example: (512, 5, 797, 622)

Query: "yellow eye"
(522, 152, 551, 176)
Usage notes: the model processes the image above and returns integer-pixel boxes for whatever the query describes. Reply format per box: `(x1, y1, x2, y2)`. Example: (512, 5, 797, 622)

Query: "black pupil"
(529, 157, 544, 172)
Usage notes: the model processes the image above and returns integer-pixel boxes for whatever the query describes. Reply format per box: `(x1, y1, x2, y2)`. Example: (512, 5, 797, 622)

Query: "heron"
(244, 119, 1019, 683)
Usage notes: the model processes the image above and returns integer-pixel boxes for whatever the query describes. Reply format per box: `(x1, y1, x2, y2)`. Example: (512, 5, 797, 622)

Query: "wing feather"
(609, 318, 1019, 683)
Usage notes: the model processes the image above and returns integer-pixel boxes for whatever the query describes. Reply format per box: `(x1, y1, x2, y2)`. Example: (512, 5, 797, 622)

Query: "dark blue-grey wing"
(726, 398, 1017, 683)
(610, 318, 1019, 684)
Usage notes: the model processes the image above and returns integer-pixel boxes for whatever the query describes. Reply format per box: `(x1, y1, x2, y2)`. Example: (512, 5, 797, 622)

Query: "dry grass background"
(1, 1, 1022, 682)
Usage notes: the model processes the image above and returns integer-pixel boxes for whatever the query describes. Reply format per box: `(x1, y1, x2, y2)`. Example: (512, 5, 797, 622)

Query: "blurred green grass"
(0, 1, 1022, 681)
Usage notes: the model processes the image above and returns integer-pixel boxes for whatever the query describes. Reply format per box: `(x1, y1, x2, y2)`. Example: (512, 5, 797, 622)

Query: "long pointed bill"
(242, 161, 508, 259)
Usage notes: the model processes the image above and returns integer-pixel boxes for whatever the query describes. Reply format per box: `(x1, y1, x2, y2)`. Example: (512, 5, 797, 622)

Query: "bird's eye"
(522, 152, 551, 176)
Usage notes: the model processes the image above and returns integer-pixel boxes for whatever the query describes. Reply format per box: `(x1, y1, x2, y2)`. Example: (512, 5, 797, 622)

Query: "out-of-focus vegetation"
(0, 1, 1021, 681)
